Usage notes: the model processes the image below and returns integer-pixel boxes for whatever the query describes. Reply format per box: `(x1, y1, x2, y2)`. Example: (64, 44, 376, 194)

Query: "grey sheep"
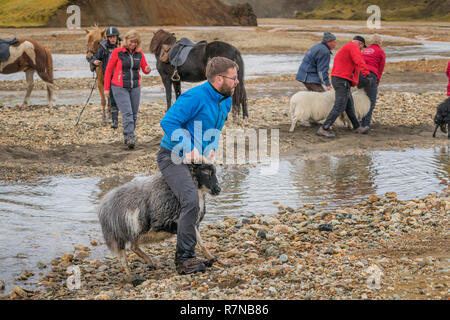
(98, 163, 221, 278)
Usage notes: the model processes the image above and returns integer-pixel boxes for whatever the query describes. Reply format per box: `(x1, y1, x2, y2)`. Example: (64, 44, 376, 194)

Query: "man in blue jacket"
(296, 32, 336, 92)
(157, 57, 238, 275)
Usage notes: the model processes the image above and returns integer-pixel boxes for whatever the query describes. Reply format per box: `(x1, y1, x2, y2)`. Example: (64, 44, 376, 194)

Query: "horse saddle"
(168, 38, 207, 68)
(0, 37, 19, 62)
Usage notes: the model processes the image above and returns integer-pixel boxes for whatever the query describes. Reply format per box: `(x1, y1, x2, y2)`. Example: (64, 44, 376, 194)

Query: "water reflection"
(289, 154, 376, 207)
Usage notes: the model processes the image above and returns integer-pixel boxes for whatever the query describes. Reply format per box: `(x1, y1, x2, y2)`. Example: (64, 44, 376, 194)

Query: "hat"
(322, 32, 336, 43)
(353, 35, 367, 48)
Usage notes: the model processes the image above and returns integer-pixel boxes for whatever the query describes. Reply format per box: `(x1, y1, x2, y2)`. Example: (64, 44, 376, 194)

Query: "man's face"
(357, 40, 365, 50)
(218, 67, 239, 96)
(108, 35, 117, 45)
(326, 40, 336, 50)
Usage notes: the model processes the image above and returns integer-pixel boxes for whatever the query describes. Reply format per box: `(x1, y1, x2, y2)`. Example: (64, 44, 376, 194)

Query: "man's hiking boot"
(316, 126, 335, 139)
(176, 258, 206, 275)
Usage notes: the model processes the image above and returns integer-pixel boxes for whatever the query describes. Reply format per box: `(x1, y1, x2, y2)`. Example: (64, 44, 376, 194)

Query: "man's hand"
(326, 85, 332, 91)
(104, 90, 110, 98)
(184, 147, 201, 163)
(94, 60, 101, 66)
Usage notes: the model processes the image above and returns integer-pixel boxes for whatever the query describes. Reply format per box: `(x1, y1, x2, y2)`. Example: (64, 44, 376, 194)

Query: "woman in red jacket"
(446, 60, 450, 97)
(360, 34, 386, 132)
(104, 29, 151, 149)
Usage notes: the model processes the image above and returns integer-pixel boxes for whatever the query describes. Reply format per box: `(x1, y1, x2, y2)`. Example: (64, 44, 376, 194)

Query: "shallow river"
(0, 146, 448, 292)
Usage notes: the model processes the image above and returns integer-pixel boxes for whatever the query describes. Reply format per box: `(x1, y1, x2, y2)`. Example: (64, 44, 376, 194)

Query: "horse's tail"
(42, 47, 54, 106)
(233, 51, 248, 119)
(44, 47, 54, 84)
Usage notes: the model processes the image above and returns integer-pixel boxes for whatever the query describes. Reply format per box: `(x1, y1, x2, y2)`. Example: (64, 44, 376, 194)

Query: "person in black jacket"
(90, 26, 121, 128)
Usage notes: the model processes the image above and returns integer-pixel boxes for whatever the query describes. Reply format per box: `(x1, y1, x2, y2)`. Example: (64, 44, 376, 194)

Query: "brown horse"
(0, 39, 54, 113)
(85, 26, 109, 125)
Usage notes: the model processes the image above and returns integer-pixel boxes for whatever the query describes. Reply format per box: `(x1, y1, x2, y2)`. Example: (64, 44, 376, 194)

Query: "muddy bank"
(2, 187, 449, 300)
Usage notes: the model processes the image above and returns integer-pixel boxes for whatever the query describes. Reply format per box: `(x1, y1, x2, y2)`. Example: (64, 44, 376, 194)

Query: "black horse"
(150, 29, 248, 121)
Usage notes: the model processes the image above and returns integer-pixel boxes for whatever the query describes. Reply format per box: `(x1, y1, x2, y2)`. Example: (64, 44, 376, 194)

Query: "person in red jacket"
(317, 35, 370, 138)
(104, 29, 151, 149)
(359, 34, 386, 132)
(447, 60, 450, 97)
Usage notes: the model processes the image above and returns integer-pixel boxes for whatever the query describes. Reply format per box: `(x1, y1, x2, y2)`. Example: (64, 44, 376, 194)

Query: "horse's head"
(149, 29, 176, 57)
(85, 26, 106, 62)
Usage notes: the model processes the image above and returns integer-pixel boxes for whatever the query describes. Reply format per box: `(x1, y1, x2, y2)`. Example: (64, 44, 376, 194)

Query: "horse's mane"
(86, 24, 104, 40)
(149, 29, 177, 55)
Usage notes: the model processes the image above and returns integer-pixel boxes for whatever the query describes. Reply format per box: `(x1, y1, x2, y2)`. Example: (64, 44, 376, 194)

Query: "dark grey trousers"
(322, 76, 360, 130)
(157, 147, 199, 264)
(361, 72, 378, 127)
(111, 85, 141, 139)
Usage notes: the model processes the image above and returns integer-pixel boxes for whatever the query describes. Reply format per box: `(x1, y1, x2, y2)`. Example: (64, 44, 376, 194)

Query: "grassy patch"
(296, 0, 450, 22)
(0, 0, 69, 27)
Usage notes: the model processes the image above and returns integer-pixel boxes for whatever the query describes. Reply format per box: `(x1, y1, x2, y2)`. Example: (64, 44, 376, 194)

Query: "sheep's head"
(188, 162, 221, 196)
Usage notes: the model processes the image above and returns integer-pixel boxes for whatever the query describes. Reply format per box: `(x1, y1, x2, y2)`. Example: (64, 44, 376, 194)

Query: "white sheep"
(289, 89, 372, 132)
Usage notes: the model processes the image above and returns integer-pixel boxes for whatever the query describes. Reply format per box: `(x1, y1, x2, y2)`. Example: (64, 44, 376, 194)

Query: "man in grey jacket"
(296, 32, 336, 92)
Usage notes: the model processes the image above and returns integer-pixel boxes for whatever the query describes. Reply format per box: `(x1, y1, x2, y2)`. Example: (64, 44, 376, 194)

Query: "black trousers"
(157, 147, 199, 264)
(361, 72, 378, 127)
(322, 76, 360, 130)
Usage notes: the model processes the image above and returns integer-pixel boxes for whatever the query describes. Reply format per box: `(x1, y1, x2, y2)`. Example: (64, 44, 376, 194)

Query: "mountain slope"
(295, 0, 450, 21)
(0, 0, 257, 28)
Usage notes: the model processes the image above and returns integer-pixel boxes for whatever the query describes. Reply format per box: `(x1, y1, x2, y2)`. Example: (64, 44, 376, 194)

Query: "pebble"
(256, 230, 267, 239)
(318, 224, 333, 232)
(279, 254, 288, 263)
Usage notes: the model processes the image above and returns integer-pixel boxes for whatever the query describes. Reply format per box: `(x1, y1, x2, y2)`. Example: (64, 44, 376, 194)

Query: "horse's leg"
(22, 69, 35, 108)
(173, 81, 181, 100)
(241, 86, 249, 126)
(98, 72, 107, 126)
(162, 75, 173, 111)
(45, 82, 55, 115)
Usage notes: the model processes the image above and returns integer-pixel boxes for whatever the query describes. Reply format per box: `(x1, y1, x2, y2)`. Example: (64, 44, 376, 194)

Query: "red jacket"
(447, 60, 450, 96)
(104, 47, 150, 90)
(331, 41, 369, 87)
(362, 44, 386, 84)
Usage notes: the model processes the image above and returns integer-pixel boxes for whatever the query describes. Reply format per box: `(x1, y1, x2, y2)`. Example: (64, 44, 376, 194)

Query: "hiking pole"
(75, 71, 99, 127)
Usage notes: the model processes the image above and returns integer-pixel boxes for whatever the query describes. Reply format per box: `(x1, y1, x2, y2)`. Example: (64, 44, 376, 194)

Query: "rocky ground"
(1, 187, 448, 300)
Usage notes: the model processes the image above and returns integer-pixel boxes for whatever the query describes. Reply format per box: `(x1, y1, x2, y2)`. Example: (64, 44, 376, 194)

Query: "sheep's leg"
(118, 249, 132, 280)
(289, 117, 297, 132)
(130, 243, 160, 269)
(195, 228, 228, 266)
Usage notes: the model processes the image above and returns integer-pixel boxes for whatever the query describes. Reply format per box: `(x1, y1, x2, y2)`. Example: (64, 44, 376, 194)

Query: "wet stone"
(256, 230, 267, 239)
(318, 224, 333, 232)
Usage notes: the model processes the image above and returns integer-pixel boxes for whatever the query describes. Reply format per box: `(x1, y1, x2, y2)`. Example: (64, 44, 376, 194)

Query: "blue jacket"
(296, 42, 332, 86)
(160, 81, 231, 157)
